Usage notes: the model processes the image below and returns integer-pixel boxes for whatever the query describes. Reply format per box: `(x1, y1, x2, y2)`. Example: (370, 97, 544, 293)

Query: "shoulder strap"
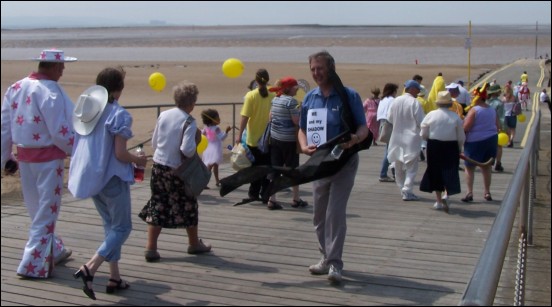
(179, 117, 194, 159)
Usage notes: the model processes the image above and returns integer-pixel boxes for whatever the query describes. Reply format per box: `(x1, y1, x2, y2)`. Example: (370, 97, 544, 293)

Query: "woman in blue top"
(69, 67, 148, 300)
(298, 50, 369, 284)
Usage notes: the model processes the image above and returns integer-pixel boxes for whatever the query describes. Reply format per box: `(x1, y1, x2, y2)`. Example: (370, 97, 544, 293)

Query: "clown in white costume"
(1, 49, 76, 278)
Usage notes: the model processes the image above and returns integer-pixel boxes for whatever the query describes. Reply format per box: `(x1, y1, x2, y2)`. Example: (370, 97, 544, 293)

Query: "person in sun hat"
(419, 91, 465, 213)
(266, 76, 308, 209)
(1, 49, 77, 278)
(68, 67, 147, 300)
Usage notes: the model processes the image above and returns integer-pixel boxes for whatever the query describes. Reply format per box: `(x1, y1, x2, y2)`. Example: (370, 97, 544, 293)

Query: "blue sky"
(1, 1, 550, 28)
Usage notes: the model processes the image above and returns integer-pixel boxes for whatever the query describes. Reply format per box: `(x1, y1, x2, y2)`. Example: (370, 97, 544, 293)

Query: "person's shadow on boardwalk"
(262, 270, 452, 305)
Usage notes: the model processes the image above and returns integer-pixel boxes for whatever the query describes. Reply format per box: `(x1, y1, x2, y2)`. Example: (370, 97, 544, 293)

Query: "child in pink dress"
(201, 109, 231, 187)
(363, 88, 381, 145)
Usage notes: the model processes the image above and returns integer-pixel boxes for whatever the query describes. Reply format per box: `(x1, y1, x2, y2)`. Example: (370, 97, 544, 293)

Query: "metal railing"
(125, 102, 243, 150)
(459, 106, 541, 306)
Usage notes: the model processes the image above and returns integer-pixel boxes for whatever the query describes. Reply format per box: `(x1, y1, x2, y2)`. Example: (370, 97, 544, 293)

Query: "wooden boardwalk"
(2, 60, 550, 305)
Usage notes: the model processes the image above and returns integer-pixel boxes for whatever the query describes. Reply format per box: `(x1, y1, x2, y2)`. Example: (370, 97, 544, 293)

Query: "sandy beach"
(3, 24, 549, 198)
(0, 59, 496, 149)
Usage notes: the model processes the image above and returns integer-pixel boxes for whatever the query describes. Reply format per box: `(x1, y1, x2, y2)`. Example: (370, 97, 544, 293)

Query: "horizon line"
(2, 23, 551, 31)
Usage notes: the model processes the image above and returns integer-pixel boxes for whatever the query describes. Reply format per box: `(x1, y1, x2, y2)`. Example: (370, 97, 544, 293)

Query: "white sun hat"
(32, 49, 77, 62)
(73, 85, 108, 135)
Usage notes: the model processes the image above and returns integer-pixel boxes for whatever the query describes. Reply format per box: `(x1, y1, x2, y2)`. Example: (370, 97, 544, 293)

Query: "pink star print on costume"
(50, 202, 58, 214)
(38, 267, 48, 278)
(24, 262, 37, 275)
(12, 82, 21, 91)
(59, 126, 69, 136)
(32, 249, 41, 260)
(46, 223, 55, 234)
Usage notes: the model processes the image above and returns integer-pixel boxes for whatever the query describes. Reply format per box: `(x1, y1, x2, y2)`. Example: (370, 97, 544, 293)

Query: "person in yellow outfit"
(418, 85, 435, 114)
(520, 71, 528, 84)
(427, 72, 446, 108)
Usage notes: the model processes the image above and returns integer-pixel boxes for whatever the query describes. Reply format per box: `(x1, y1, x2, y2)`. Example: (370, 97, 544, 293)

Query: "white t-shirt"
(377, 96, 394, 121)
(540, 91, 550, 103)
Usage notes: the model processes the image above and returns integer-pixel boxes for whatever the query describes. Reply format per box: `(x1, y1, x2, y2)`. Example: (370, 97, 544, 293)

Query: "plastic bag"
(231, 143, 252, 171)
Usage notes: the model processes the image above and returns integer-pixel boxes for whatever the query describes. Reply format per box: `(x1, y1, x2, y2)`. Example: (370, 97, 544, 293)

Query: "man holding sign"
(298, 51, 368, 284)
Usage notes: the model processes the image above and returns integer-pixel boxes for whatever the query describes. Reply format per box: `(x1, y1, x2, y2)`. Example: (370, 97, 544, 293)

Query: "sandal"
(484, 193, 493, 201)
(73, 264, 96, 300)
(106, 278, 130, 294)
(461, 192, 473, 202)
(267, 201, 283, 210)
(144, 250, 160, 262)
(291, 199, 308, 208)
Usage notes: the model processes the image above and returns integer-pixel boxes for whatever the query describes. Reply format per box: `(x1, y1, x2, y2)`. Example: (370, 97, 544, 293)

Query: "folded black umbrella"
(219, 131, 372, 199)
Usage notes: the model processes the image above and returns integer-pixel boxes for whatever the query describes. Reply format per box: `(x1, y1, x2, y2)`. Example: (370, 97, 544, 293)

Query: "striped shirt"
(270, 95, 300, 142)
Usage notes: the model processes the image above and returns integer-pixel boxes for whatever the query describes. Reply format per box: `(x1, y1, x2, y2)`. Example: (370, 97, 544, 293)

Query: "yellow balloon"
(197, 135, 208, 154)
(517, 113, 526, 123)
(498, 132, 509, 146)
(148, 72, 166, 92)
(222, 58, 244, 78)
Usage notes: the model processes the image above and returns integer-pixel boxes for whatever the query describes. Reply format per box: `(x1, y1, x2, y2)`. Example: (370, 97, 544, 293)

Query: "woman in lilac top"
(461, 84, 499, 202)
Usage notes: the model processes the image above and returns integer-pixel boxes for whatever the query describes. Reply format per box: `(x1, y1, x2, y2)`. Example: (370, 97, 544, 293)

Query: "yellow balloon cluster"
(148, 72, 166, 92)
(197, 135, 208, 154)
(498, 132, 509, 146)
(222, 58, 244, 78)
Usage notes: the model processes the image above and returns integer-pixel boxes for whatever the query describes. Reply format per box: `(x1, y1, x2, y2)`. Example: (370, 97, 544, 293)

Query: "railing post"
(232, 103, 236, 145)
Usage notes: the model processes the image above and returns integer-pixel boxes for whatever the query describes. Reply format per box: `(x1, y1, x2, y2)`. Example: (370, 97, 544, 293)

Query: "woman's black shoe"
(73, 264, 96, 300)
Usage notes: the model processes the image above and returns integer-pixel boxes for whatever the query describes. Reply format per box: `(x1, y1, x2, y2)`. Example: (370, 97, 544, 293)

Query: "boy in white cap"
(1, 49, 77, 278)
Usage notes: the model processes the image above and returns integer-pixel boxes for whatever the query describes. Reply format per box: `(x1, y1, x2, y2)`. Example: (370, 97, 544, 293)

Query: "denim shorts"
(464, 135, 498, 167)
(505, 115, 517, 128)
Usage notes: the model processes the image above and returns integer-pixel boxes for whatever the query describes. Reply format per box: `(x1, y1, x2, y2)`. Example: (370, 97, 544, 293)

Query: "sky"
(1, 1, 551, 29)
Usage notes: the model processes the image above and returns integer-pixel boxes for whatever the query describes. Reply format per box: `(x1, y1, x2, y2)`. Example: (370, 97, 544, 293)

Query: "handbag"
(172, 117, 211, 198)
(378, 120, 393, 144)
(258, 121, 271, 154)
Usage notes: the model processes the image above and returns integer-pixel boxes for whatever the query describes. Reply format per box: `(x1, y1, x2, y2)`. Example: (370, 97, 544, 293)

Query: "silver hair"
(173, 81, 199, 108)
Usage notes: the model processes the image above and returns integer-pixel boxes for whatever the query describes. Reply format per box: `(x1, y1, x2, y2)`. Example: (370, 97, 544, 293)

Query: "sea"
(1, 25, 550, 65)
